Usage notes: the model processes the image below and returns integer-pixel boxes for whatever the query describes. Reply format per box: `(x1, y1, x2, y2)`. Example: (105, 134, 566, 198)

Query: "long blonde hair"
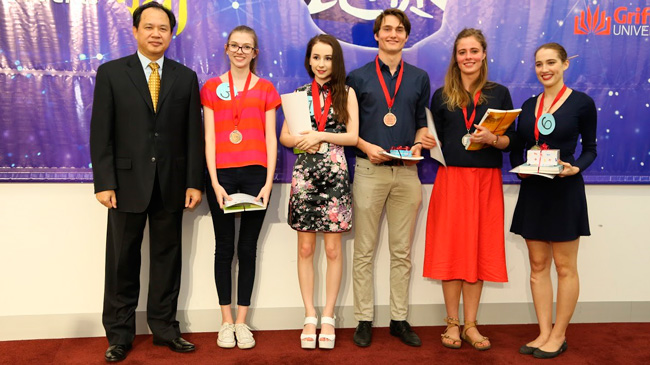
(442, 28, 490, 111)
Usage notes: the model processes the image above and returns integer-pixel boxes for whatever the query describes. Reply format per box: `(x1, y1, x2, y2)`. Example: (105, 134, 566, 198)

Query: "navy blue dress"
(510, 90, 597, 241)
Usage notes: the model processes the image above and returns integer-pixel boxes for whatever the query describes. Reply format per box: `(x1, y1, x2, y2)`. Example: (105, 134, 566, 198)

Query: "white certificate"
(425, 107, 446, 167)
(280, 91, 312, 135)
(509, 165, 556, 179)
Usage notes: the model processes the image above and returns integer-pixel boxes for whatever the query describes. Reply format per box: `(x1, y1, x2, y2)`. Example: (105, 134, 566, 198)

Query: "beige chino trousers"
(352, 157, 422, 321)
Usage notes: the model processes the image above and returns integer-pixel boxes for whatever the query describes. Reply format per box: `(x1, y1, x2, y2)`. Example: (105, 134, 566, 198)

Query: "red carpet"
(1, 323, 649, 364)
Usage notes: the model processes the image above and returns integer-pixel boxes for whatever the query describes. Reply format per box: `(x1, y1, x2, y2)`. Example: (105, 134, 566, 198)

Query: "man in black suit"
(90, 2, 203, 362)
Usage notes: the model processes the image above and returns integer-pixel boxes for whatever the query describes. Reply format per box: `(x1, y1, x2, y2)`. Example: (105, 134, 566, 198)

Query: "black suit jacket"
(90, 53, 204, 213)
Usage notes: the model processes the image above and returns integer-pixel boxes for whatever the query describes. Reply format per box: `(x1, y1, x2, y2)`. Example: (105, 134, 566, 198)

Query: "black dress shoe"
(519, 344, 538, 355)
(153, 336, 196, 353)
(353, 321, 372, 347)
(390, 320, 422, 347)
(104, 344, 131, 362)
(533, 341, 568, 359)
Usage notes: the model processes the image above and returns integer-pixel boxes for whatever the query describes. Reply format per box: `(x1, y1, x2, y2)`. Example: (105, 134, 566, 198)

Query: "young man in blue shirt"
(347, 8, 436, 348)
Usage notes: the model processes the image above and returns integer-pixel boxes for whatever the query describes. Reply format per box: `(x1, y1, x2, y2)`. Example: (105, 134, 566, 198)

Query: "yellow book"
(465, 108, 521, 151)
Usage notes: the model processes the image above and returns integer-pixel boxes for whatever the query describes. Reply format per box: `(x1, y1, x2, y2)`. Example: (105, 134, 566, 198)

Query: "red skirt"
(423, 166, 508, 282)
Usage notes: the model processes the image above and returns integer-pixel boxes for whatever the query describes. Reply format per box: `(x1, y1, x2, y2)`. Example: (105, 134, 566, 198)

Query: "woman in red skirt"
(423, 28, 514, 351)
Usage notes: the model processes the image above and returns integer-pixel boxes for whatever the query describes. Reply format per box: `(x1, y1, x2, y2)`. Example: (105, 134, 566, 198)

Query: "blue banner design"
(0, 0, 648, 184)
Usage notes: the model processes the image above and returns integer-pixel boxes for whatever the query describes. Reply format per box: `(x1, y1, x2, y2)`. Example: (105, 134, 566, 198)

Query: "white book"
(280, 91, 312, 136)
(223, 193, 266, 214)
(509, 164, 562, 179)
(425, 107, 446, 166)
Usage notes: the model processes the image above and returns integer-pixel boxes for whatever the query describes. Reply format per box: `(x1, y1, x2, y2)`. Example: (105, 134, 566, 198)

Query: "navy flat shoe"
(519, 344, 538, 355)
(533, 341, 568, 359)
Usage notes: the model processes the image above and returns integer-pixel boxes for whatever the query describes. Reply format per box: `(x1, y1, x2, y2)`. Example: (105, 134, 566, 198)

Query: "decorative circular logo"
(216, 83, 237, 101)
(305, 1, 444, 48)
(537, 113, 556, 135)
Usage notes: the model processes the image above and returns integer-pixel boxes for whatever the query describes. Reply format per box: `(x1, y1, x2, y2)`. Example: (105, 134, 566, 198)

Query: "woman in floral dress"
(279, 34, 358, 350)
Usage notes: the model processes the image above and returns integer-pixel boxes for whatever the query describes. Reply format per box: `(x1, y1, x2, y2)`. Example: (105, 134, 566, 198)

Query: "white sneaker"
(234, 323, 256, 349)
(217, 323, 236, 348)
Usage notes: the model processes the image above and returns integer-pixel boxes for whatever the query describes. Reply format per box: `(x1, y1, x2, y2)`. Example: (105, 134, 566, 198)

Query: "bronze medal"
(375, 56, 404, 129)
(228, 71, 251, 145)
(383, 112, 397, 127)
(229, 129, 243, 144)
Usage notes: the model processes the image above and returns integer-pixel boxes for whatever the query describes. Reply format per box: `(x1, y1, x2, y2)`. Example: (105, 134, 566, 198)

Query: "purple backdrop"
(1, 0, 649, 183)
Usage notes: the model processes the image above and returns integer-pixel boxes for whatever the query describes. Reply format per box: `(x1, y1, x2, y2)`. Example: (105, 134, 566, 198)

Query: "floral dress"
(288, 82, 352, 232)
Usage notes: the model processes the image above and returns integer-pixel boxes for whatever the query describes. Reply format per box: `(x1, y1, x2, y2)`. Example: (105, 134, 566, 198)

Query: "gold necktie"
(148, 62, 160, 112)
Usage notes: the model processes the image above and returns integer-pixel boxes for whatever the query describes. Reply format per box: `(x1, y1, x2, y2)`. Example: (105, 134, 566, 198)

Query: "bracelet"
(492, 135, 499, 145)
(413, 141, 422, 147)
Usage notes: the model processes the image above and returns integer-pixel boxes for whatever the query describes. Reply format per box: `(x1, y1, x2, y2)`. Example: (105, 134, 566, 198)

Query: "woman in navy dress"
(510, 43, 597, 359)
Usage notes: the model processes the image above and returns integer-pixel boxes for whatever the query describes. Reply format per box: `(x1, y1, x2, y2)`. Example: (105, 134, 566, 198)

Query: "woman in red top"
(200, 25, 281, 350)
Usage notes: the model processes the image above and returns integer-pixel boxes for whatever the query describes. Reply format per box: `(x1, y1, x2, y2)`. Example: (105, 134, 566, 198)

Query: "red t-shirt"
(200, 76, 281, 169)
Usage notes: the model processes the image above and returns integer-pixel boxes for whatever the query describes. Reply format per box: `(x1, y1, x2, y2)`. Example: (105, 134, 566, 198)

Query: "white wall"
(1, 182, 649, 340)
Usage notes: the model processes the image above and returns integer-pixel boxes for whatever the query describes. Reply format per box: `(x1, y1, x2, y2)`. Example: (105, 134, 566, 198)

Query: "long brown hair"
(304, 34, 350, 124)
(226, 25, 259, 74)
(442, 28, 490, 111)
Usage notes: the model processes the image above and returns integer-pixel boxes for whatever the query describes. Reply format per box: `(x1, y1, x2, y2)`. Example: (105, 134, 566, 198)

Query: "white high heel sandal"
(318, 316, 336, 349)
(300, 316, 318, 349)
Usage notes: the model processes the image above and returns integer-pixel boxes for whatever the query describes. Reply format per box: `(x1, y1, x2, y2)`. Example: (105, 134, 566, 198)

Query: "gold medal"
(383, 112, 397, 127)
(229, 129, 243, 144)
(461, 133, 472, 147)
(530, 144, 541, 150)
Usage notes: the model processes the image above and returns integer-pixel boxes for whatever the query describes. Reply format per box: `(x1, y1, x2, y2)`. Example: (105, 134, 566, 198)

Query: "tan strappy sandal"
(440, 317, 461, 349)
(461, 321, 491, 351)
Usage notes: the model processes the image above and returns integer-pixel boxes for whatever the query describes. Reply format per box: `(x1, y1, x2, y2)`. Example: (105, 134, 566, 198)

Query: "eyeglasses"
(227, 43, 255, 54)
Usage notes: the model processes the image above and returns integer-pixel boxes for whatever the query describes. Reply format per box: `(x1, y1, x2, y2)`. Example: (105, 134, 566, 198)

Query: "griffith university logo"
(305, 0, 446, 48)
(574, 5, 611, 35)
(574, 5, 650, 36)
